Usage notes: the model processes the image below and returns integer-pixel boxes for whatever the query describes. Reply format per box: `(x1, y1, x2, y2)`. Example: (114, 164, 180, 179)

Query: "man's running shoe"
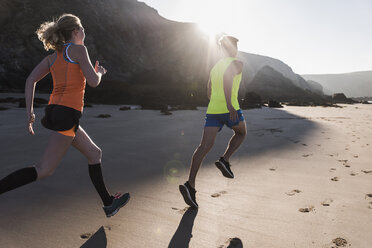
(179, 181, 198, 208)
(103, 192, 130, 217)
(215, 157, 234, 178)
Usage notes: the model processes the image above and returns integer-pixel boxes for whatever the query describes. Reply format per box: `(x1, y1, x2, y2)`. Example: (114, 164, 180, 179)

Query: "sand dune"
(1, 94, 371, 247)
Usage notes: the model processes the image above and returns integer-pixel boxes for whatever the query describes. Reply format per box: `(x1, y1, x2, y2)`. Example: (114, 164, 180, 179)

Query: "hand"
(94, 60, 107, 75)
(228, 105, 238, 122)
(28, 113, 35, 135)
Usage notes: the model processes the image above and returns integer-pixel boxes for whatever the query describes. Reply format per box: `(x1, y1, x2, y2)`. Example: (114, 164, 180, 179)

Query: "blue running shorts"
(205, 109, 244, 131)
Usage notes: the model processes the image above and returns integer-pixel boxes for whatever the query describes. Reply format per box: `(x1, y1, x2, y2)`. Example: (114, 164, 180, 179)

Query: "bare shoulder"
(46, 52, 57, 64)
(232, 60, 243, 71)
(226, 60, 243, 75)
(68, 44, 89, 62)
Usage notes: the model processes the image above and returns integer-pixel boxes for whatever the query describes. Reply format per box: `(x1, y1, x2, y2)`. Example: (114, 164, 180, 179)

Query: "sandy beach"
(0, 95, 371, 248)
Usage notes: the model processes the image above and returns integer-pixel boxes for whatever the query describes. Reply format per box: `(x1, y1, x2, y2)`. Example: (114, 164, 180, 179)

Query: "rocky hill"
(302, 71, 372, 97)
(246, 66, 326, 103)
(0, 0, 326, 106)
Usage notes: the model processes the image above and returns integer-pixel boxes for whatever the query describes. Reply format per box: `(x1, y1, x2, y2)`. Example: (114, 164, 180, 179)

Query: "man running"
(179, 35, 246, 208)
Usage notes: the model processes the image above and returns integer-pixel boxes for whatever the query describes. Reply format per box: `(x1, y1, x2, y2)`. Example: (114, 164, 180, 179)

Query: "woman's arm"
(25, 56, 51, 135)
(69, 45, 106, 87)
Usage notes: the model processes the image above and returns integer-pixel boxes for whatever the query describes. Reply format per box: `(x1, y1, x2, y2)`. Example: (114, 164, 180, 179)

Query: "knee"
(235, 129, 247, 137)
(35, 165, 56, 180)
(88, 147, 102, 164)
(197, 142, 214, 153)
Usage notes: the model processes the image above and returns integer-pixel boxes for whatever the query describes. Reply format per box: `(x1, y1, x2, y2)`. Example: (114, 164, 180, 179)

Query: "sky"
(141, 0, 372, 75)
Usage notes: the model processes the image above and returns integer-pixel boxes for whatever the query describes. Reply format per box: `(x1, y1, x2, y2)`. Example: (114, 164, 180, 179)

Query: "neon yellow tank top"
(206, 57, 242, 114)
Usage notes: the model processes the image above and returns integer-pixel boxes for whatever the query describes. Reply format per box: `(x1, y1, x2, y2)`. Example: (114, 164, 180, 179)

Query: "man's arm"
(207, 76, 211, 100)
(223, 60, 243, 121)
(223, 60, 243, 108)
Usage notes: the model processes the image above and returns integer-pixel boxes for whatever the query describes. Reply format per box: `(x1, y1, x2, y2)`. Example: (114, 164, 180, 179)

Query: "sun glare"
(197, 22, 221, 39)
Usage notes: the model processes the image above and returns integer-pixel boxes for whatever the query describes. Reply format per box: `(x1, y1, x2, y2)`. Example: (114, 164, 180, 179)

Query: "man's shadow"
(80, 226, 107, 248)
(168, 207, 198, 248)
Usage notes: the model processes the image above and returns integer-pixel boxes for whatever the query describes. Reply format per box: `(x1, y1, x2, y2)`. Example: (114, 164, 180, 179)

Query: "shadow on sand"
(80, 226, 107, 248)
(225, 237, 243, 248)
(168, 207, 198, 248)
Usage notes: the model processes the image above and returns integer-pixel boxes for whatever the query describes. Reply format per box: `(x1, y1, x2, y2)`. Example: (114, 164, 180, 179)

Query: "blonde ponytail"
(36, 14, 81, 51)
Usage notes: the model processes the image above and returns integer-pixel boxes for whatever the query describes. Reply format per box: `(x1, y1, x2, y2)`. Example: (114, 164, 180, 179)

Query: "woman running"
(0, 14, 130, 217)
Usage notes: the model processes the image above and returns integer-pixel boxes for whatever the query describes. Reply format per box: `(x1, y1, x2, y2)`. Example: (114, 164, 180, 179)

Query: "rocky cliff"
(246, 66, 326, 103)
(302, 71, 372, 97)
(0, 0, 325, 105)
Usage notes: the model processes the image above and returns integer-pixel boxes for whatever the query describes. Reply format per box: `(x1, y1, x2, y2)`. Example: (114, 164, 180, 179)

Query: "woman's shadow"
(168, 207, 198, 248)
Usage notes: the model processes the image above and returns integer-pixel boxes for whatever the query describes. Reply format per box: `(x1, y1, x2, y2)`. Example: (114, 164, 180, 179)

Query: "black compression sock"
(0, 167, 38, 195)
(88, 163, 113, 206)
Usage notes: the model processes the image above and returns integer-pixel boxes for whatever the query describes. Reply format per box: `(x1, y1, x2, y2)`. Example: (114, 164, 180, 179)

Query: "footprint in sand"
(302, 143, 307, 146)
(329, 168, 336, 172)
(171, 207, 188, 214)
(337, 160, 350, 167)
(331, 177, 339, 181)
(361, 170, 372, 174)
(211, 191, 227, 198)
(287, 138, 300, 143)
(266, 128, 283, 134)
(365, 194, 372, 199)
(96, 114, 111, 118)
(104, 225, 112, 231)
(299, 206, 315, 213)
(321, 199, 333, 206)
(269, 167, 277, 171)
(286, 189, 301, 196)
(219, 237, 243, 248)
(350, 171, 358, 176)
(332, 237, 348, 247)
(353, 155, 359, 158)
(302, 154, 313, 157)
(80, 226, 112, 240)
(316, 144, 321, 147)
(80, 233, 92, 239)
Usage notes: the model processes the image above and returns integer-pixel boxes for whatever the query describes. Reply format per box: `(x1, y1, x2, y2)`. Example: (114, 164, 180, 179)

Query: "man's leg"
(222, 120, 246, 162)
(188, 126, 219, 189)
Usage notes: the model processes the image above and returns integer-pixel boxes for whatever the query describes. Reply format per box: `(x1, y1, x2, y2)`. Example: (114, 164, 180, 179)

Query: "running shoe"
(215, 157, 234, 178)
(179, 181, 198, 208)
(103, 192, 130, 217)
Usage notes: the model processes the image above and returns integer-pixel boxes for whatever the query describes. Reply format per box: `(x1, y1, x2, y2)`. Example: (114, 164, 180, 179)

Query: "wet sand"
(0, 94, 371, 247)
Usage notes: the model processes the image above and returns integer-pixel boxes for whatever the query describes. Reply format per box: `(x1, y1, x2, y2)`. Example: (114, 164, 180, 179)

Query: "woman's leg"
(0, 131, 73, 195)
(71, 126, 113, 206)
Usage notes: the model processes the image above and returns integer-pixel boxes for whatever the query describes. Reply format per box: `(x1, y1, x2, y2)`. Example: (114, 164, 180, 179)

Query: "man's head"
(219, 35, 239, 57)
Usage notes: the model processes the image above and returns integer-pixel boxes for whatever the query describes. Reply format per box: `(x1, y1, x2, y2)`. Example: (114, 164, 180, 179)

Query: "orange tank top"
(48, 43, 86, 112)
